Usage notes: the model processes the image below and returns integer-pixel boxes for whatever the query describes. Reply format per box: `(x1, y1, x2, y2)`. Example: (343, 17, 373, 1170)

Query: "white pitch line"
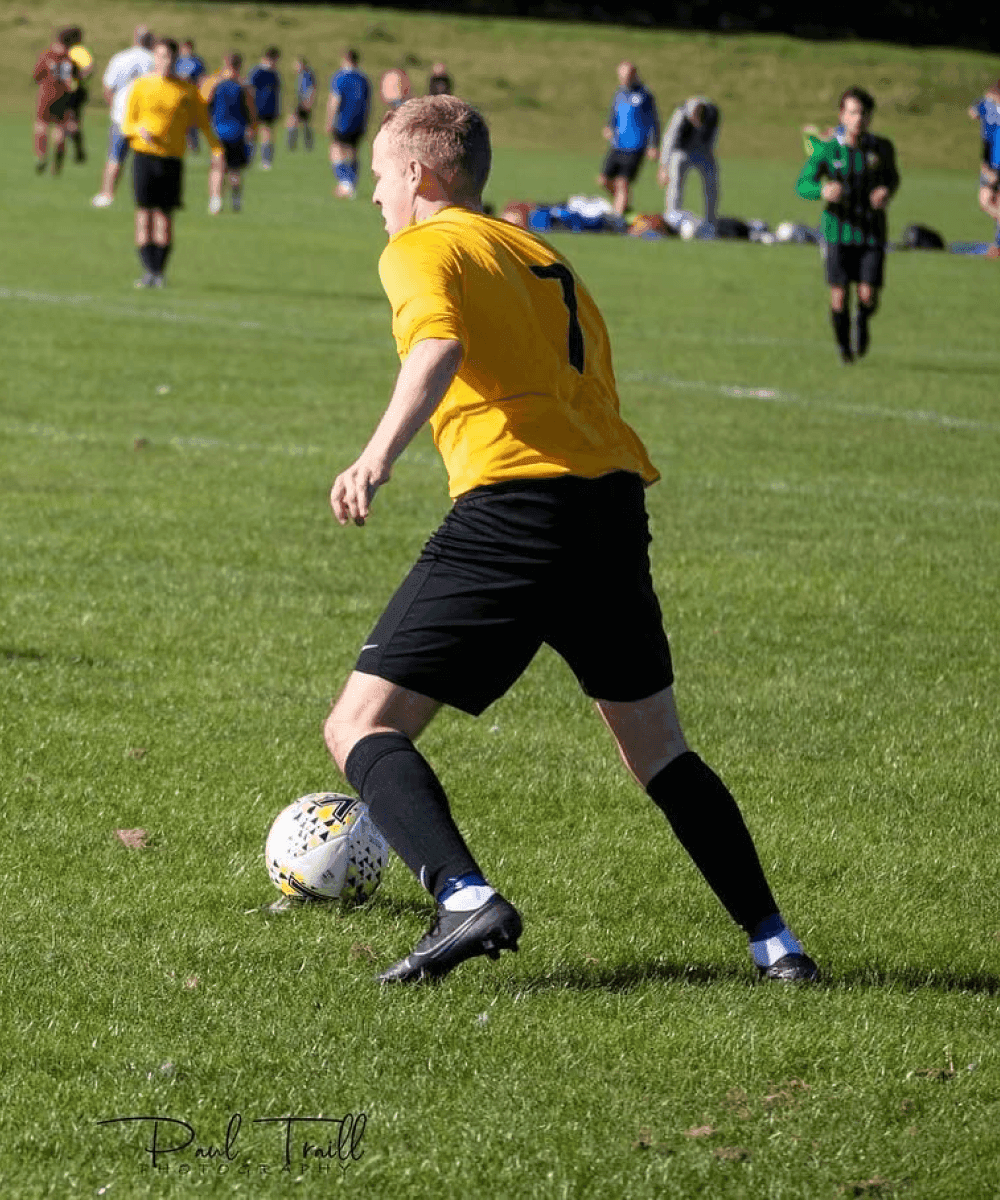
(0, 286, 262, 330)
(620, 371, 1000, 435)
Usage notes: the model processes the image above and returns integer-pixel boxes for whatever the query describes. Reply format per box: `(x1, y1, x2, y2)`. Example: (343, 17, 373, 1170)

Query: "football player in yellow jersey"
(325, 96, 818, 986)
(121, 38, 222, 287)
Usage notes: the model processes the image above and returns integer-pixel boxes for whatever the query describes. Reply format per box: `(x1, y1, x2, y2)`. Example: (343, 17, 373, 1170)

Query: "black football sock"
(344, 732, 482, 899)
(72, 129, 85, 162)
(830, 306, 852, 359)
(287, 127, 297, 150)
(646, 751, 779, 934)
(138, 243, 157, 272)
(855, 298, 877, 359)
(52, 143, 65, 174)
(303, 125, 313, 150)
(151, 243, 172, 275)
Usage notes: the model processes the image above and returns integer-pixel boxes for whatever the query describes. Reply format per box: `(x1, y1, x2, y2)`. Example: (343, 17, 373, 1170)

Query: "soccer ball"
(265, 793, 389, 903)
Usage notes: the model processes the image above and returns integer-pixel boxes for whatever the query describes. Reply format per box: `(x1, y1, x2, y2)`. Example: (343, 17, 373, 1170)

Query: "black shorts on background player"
(332, 128, 362, 149)
(823, 241, 885, 289)
(221, 139, 249, 170)
(601, 147, 644, 182)
(354, 471, 674, 716)
(133, 151, 183, 212)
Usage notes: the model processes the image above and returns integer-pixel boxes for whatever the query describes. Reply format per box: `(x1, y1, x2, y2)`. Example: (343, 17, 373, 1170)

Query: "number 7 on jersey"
(530, 263, 585, 374)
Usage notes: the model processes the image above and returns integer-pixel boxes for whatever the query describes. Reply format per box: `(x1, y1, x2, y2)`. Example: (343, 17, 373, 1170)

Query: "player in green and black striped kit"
(797, 88, 900, 363)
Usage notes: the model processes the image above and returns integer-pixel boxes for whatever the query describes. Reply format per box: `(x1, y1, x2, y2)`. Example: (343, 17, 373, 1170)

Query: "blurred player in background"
(967, 80, 1000, 256)
(92, 26, 154, 207)
(205, 52, 256, 213)
(248, 48, 281, 169)
(427, 61, 452, 95)
(598, 61, 660, 216)
(287, 56, 316, 150)
(63, 27, 94, 164)
(175, 39, 206, 152)
(121, 37, 222, 287)
(658, 96, 721, 226)
(796, 87, 899, 363)
(380, 67, 411, 112)
(32, 29, 74, 175)
(324, 94, 819, 988)
(326, 49, 371, 198)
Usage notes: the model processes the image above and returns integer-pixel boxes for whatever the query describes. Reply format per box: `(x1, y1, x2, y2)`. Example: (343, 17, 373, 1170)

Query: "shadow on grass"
(507, 958, 752, 994)
(501, 959, 1000, 996)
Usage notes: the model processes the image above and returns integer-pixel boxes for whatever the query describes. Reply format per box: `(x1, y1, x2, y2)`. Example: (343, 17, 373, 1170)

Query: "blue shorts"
(108, 122, 129, 164)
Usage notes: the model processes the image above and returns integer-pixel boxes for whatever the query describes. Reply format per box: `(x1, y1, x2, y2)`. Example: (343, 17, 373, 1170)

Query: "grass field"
(2, 4, 1000, 1198)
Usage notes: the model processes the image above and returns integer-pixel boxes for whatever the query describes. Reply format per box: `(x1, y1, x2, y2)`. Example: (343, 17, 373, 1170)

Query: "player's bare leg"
(49, 124, 66, 175)
(326, 674, 521, 983)
(612, 175, 630, 216)
(228, 169, 243, 211)
(33, 119, 49, 173)
(259, 124, 274, 170)
(330, 140, 356, 197)
(95, 156, 120, 204)
(597, 686, 819, 981)
(208, 157, 224, 214)
(133, 209, 173, 287)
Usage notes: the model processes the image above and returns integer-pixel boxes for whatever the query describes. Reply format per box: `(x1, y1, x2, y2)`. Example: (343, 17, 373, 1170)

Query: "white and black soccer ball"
(265, 793, 389, 903)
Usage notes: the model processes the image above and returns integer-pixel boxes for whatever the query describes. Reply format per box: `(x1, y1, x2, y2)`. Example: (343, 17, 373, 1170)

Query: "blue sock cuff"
(751, 913, 785, 941)
(438, 871, 488, 903)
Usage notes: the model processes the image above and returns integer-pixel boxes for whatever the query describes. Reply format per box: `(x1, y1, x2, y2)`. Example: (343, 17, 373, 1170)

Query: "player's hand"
(645, 146, 657, 160)
(601, 126, 612, 142)
(985, 166, 1000, 185)
(330, 455, 392, 527)
(821, 181, 843, 202)
(869, 185, 890, 209)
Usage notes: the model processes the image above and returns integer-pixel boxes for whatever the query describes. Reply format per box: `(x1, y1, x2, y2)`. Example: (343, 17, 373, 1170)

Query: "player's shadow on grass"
(509, 960, 1000, 995)
(508, 958, 752, 994)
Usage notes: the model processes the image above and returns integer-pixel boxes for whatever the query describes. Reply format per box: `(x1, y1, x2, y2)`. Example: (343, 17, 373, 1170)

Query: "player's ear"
(406, 157, 424, 191)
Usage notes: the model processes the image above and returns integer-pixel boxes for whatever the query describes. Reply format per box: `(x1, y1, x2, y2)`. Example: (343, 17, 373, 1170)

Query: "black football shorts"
(601, 148, 645, 183)
(354, 471, 674, 716)
(133, 151, 183, 213)
(823, 240, 885, 288)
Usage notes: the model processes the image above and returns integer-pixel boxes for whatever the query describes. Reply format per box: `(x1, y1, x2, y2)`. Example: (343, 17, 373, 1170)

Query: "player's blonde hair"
(380, 95, 491, 199)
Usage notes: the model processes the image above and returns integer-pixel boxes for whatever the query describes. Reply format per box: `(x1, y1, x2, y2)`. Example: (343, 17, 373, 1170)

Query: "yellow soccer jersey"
(121, 74, 221, 159)
(379, 206, 659, 499)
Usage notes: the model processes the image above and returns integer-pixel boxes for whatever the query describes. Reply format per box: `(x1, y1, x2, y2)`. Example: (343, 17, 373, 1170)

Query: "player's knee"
(858, 286, 879, 312)
(323, 705, 356, 773)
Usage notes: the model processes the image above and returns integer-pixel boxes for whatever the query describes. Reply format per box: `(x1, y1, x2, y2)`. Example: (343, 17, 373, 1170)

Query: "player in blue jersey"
(326, 48, 371, 198)
(967, 80, 1000, 256)
(176, 39, 206, 152)
(598, 61, 660, 216)
(248, 47, 281, 169)
(204, 53, 256, 213)
(286, 56, 316, 151)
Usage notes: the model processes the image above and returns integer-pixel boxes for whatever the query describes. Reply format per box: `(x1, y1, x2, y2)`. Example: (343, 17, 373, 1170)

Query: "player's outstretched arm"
(330, 338, 464, 527)
(794, 148, 826, 201)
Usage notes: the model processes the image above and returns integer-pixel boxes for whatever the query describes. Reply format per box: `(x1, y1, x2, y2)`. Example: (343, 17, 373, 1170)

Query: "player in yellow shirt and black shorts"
(121, 38, 222, 287)
(324, 95, 819, 986)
